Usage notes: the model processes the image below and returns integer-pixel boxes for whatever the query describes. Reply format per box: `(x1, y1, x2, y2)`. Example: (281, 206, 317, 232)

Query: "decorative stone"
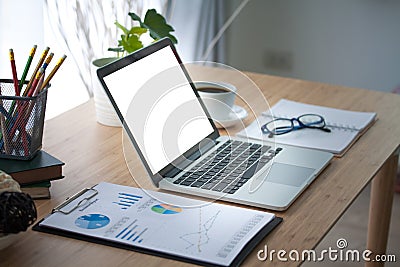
(0, 170, 21, 194)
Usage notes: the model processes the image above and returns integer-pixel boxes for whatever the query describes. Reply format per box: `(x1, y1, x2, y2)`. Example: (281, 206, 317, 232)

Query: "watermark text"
(257, 238, 397, 263)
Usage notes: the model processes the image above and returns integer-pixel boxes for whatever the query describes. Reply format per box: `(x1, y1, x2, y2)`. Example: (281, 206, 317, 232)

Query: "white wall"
(168, 0, 204, 62)
(42, 2, 89, 119)
(226, 0, 400, 92)
(0, 0, 89, 120)
(0, 0, 44, 79)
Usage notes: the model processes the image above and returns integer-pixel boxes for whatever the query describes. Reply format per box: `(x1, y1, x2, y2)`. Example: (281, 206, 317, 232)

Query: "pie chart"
(75, 214, 110, 229)
(151, 204, 182, 214)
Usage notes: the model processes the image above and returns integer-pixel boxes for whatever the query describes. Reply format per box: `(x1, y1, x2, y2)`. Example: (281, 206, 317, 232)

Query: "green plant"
(108, 9, 177, 56)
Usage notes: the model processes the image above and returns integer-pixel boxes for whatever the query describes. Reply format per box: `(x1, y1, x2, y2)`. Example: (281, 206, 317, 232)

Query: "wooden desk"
(2, 71, 399, 266)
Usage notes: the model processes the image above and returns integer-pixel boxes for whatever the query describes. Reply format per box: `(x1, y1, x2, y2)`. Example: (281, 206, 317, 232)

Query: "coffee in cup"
(195, 81, 237, 121)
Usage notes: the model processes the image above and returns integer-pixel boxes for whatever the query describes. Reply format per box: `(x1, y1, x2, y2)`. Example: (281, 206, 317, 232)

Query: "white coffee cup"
(195, 81, 237, 121)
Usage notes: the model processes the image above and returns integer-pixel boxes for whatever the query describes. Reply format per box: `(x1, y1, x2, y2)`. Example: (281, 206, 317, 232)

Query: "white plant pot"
(91, 58, 121, 127)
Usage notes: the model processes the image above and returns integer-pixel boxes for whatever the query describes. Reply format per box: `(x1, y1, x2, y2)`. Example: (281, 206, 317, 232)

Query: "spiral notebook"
(237, 99, 377, 156)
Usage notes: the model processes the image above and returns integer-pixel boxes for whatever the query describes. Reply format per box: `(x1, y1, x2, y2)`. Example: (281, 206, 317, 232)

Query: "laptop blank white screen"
(103, 46, 214, 174)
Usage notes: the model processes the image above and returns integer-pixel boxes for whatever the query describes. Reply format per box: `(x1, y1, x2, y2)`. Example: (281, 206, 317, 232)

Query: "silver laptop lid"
(97, 38, 219, 185)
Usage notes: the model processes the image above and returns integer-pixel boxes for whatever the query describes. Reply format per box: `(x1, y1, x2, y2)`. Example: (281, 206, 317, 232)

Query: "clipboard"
(33, 182, 282, 267)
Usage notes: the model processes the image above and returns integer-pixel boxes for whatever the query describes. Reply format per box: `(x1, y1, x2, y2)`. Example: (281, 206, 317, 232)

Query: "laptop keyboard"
(173, 140, 283, 194)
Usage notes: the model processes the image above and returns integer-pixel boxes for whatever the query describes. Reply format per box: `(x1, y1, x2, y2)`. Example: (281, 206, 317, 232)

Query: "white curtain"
(44, 0, 169, 97)
(195, 0, 225, 62)
(168, 0, 226, 63)
(44, 0, 226, 97)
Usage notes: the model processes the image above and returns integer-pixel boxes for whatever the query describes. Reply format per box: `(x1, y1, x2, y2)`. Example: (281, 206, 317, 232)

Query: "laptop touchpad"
(265, 163, 315, 187)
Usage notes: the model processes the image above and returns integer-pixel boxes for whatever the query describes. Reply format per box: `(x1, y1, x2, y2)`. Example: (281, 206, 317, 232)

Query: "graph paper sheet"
(37, 182, 277, 266)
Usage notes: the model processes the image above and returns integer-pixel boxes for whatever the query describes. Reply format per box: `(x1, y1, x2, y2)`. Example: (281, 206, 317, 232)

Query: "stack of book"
(0, 150, 64, 199)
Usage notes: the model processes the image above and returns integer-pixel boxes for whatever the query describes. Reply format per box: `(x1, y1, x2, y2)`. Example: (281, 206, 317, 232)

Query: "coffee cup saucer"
(214, 105, 248, 129)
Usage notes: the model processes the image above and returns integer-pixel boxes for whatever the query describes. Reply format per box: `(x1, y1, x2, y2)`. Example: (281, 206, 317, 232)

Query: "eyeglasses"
(261, 114, 331, 137)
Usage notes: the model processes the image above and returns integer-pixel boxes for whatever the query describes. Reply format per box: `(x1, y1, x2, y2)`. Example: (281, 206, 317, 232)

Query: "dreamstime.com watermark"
(257, 238, 397, 263)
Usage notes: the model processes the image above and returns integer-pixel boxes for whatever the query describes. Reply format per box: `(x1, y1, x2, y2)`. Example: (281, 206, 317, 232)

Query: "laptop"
(97, 38, 333, 211)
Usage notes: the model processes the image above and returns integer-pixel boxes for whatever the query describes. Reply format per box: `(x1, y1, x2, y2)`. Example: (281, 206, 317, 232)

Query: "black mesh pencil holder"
(0, 79, 49, 160)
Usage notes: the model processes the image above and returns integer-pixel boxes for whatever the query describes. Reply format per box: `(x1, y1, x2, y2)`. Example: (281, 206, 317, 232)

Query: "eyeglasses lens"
(266, 118, 293, 134)
(298, 114, 325, 127)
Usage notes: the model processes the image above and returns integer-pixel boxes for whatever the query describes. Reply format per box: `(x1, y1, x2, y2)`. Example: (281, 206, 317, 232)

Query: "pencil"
(24, 46, 49, 96)
(20, 73, 45, 140)
(0, 85, 11, 154)
(42, 52, 54, 70)
(25, 53, 52, 97)
(20, 73, 46, 155)
(27, 67, 45, 97)
(19, 45, 37, 91)
(41, 55, 67, 90)
(9, 67, 43, 140)
(0, 114, 9, 154)
(12, 59, 48, 139)
(33, 70, 45, 96)
(9, 49, 20, 96)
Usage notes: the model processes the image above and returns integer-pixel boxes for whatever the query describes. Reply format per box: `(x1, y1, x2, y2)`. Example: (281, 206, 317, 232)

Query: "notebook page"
(237, 99, 376, 155)
(237, 115, 357, 154)
(263, 99, 376, 131)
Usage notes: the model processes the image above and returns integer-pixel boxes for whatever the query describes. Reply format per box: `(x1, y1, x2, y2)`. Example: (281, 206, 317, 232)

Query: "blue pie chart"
(75, 214, 110, 229)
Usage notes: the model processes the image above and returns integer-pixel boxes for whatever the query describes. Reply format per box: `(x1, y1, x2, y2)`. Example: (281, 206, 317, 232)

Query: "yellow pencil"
(24, 47, 50, 96)
(41, 55, 67, 90)
(42, 52, 54, 70)
(27, 52, 54, 95)
(27, 67, 45, 97)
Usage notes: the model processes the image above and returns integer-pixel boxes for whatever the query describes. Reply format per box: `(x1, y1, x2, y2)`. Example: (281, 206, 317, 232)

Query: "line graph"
(179, 210, 221, 252)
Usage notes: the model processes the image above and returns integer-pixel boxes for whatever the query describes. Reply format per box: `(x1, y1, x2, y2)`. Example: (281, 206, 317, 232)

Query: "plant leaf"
(114, 21, 129, 35)
(142, 9, 178, 44)
(108, 47, 124, 53)
(120, 34, 127, 43)
(109, 10, 178, 56)
(129, 26, 147, 35)
(119, 34, 143, 53)
(128, 12, 142, 24)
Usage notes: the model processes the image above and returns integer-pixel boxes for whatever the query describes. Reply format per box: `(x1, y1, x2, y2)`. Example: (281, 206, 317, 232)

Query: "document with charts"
(36, 182, 279, 267)
(237, 99, 376, 156)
